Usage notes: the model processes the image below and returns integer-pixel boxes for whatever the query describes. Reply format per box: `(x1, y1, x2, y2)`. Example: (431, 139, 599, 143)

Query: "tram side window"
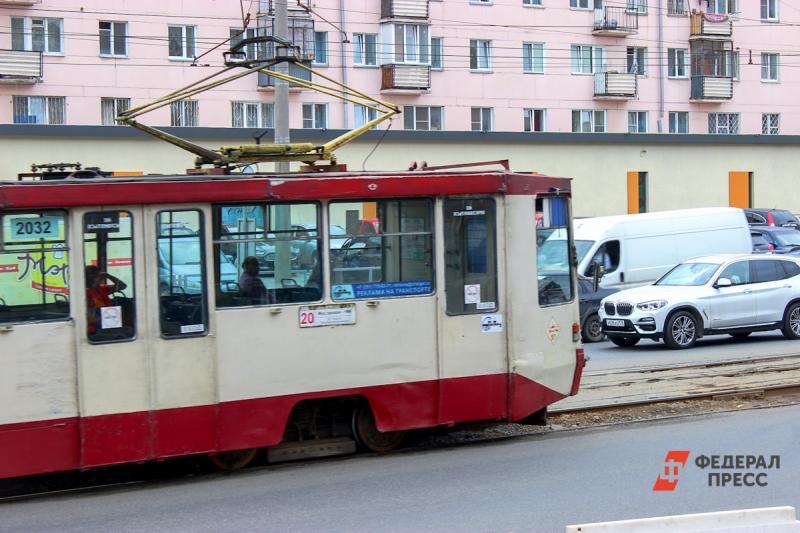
(443, 198, 498, 314)
(158, 210, 208, 337)
(83, 211, 136, 342)
(214, 203, 322, 307)
(0, 211, 70, 323)
(535, 196, 574, 306)
(329, 199, 434, 300)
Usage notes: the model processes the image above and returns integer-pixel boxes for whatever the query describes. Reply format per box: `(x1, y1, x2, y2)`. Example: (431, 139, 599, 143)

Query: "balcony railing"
(258, 61, 312, 88)
(691, 12, 733, 38)
(381, 64, 431, 91)
(256, 15, 315, 62)
(691, 75, 733, 100)
(381, 0, 429, 19)
(594, 72, 637, 99)
(667, 0, 688, 15)
(593, 6, 638, 36)
(0, 49, 42, 84)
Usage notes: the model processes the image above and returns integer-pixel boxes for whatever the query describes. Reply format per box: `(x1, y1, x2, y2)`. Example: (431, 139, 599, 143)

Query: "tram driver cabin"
(0, 169, 583, 478)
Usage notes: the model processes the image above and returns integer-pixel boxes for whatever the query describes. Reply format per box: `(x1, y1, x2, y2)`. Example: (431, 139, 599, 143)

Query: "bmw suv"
(599, 255, 800, 349)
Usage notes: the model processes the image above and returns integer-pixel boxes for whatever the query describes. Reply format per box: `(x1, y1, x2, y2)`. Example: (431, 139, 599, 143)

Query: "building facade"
(0, 0, 798, 217)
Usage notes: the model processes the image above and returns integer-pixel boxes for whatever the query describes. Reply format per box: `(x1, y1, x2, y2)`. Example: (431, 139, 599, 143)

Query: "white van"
(540, 208, 752, 290)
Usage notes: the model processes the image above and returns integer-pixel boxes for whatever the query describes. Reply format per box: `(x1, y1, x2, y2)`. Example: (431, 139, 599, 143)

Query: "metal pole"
(274, 0, 290, 173)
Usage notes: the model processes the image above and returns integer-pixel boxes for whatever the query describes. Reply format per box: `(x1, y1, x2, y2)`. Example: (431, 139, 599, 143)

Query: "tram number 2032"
(10, 216, 60, 240)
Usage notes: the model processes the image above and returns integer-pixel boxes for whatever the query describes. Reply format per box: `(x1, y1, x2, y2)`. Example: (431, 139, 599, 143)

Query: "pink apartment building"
(0, 0, 794, 135)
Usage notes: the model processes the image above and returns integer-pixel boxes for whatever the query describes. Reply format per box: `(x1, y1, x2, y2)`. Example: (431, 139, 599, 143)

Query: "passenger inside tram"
(85, 265, 127, 334)
(238, 256, 269, 304)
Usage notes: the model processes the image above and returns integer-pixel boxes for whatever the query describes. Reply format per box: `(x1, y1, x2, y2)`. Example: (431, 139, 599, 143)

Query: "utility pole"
(274, 0, 290, 174)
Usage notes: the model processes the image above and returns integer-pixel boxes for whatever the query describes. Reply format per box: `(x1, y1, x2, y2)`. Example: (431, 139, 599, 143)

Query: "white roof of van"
(573, 207, 744, 241)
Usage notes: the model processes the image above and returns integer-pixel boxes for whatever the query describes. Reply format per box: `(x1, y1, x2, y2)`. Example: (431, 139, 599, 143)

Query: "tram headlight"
(636, 300, 667, 311)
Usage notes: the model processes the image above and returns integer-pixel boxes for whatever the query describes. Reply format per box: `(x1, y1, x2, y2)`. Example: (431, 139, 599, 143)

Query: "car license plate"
(606, 319, 625, 327)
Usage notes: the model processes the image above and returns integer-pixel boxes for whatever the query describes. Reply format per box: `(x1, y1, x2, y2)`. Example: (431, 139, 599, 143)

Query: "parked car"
(749, 227, 800, 254)
(750, 230, 773, 253)
(599, 254, 800, 349)
(578, 277, 619, 343)
(744, 208, 799, 230)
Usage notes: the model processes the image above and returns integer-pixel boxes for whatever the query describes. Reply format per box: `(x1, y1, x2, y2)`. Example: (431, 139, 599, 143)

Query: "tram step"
(267, 437, 357, 464)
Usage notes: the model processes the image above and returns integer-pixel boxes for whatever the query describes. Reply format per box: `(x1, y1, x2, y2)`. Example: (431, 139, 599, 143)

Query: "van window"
(536, 197, 574, 306)
(83, 211, 136, 343)
(585, 241, 620, 277)
(330, 199, 433, 300)
(0, 210, 70, 323)
(158, 210, 208, 337)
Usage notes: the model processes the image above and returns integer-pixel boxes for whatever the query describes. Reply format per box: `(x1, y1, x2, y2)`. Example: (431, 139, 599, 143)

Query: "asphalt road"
(583, 331, 800, 372)
(2, 405, 797, 533)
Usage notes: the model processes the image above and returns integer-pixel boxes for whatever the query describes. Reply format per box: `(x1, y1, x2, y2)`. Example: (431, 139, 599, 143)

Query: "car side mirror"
(715, 278, 732, 288)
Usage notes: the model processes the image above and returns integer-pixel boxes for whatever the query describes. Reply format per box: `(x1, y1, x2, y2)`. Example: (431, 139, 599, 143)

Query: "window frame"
(626, 46, 647, 76)
(101, 97, 131, 126)
(469, 39, 493, 72)
(313, 31, 328, 66)
(571, 44, 604, 75)
(761, 52, 779, 82)
(627, 111, 648, 133)
(523, 0, 543, 6)
(760, 0, 779, 21)
(523, 42, 545, 74)
(11, 16, 63, 55)
(667, 48, 688, 78)
(170, 100, 199, 127)
(669, 111, 689, 133)
(302, 103, 329, 129)
(761, 113, 779, 135)
(354, 103, 380, 128)
(403, 105, 444, 131)
(523, 108, 546, 132)
(430, 37, 444, 70)
(572, 109, 606, 133)
(471, 107, 493, 132)
(99, 20, 128, 57)
(168, 24, 196, 60)
(353, 33, 378, 67)
(12, 95, 65, 125)
(231, 101, 274, 128)
(708, 112, 739, 134)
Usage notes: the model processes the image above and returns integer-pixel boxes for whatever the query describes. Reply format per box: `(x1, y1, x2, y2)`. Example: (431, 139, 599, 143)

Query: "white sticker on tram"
(464, 284, 481, 304)
(476, 301, 495, 310)
(480, 314, 503, 333)
(299, 304, 357, 328)
(180, 324, 205, 334)
(100, 306, 122, 329)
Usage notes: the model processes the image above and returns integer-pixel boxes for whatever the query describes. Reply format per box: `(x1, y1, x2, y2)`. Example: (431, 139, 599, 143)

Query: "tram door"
(75, 206, 217, 468)
(437, 197, 508, 424)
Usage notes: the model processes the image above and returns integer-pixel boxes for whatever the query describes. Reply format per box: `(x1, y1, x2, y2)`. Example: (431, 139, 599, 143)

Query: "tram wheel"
(352, 404, 405, 453)
(208, 448, 259, 471)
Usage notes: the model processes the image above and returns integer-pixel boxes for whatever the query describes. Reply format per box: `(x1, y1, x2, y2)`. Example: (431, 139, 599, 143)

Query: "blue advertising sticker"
(332, 280, 433, 300)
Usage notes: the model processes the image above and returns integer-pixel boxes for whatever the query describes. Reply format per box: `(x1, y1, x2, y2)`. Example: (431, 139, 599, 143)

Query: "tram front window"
(0, 210, 70, 323)
(83, 211, 136, 342)
(214, 203, 322, 307)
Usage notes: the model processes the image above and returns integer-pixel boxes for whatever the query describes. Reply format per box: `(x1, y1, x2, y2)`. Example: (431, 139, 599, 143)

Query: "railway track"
(3, 353, 799, 502)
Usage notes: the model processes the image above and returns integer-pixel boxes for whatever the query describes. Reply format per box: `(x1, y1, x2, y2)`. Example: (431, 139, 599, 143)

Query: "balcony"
(0, 0, 41, 4)
(691, 75, 733, 101)
(594, 72, 637, 99)
(690, 12, 733, 38)
(593, 6, 638, 37)
(381, 0, 429, 19)
(0, 50, 42, 84)
(258, 61, 312, 89)
(381, 64, 431, 91)
(256, 15, 315, 62)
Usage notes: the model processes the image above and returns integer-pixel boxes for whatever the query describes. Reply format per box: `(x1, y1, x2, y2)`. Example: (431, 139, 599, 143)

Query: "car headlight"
(636, 300, 667, 311)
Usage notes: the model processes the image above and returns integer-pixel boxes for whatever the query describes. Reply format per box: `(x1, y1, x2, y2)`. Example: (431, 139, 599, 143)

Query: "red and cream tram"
(0, 168, 583, 478)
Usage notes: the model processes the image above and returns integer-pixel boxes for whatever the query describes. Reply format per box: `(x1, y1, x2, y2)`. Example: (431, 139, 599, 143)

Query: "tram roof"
(0, 169, 571, 209)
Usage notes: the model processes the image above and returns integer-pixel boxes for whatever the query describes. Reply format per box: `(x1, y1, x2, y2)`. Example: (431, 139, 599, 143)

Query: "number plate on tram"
(605, 319, 625, 327)
(299, 303, 357, 328)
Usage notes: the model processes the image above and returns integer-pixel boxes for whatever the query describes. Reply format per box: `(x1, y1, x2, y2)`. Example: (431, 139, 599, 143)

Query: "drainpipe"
(657, 0, 665, 132)
(339, 0, 349, 129)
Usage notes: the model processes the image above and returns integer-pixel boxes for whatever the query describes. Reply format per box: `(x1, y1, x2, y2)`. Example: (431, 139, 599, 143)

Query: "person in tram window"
(239, 256, 268, 304)
(85, 265, 127, 333)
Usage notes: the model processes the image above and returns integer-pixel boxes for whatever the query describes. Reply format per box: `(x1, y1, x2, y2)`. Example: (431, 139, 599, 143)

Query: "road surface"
(2, 405, 797, 532)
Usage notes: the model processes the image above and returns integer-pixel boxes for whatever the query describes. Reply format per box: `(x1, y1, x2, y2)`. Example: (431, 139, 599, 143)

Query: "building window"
(313, 31, 328, 65)
(168, 25, 196, 60)
(431, 37, 443, 69)
(101, 97, 130, 126)
(471, 0, 492, 4)
(523, 0, 543, 4)
(354, 104, 379, 128)
(11, 17, 63, 54)
(232, 102, 274, 128)
(667, 48, 688, 78)
(626, 0, 647, 13)
(762, 113, 779, 135)
(302, 103, 328, 129)
(230, 27, 264, 61)
(730, 50, 740, 80)
(471, 107, 493, 132)
(708, 113, 739, 134)
(353, 33, 377, 66)
(12, 96, 65, 124)
(572, 110, 606, 133)
(668, 0, 688, 14)
(669, 111, 689, 133)
(628, 111, 648, 133)
(383, 23, 430, 64)
(170, 100, 198, 127)
(761, 0, 778, 20)
(626, 47, 647, 75)
(523, 109, 546, 132)
(99, 21, 127, 57)
(403, 106, 443, 131)
(571, 45, 604, 74)
(570, 0, 592, 8)
(761, 53, 779, 81)
(469, 40, 492, 71)
(707, 0, 737, 14)
(523, 42, 544, 73)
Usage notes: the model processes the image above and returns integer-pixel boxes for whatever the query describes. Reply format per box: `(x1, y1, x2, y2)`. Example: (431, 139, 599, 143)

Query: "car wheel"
(581, 314, 605, 343)
(729, 332, 752, 339)
(609, 336, 639, 347)
(664, 311, 698, 349)
(781, 302, 800, 340)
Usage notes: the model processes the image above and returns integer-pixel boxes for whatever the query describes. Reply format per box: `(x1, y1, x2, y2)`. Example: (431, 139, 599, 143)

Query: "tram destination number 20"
(298, 304, 357, 328)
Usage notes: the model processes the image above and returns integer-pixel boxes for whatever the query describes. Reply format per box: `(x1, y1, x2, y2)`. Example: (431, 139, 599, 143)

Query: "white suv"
(599, 254, 800, 349)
